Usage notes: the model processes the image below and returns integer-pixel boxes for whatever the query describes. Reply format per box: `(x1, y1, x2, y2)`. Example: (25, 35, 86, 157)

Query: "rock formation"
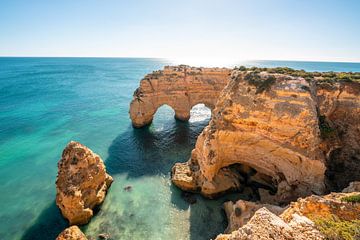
(129, 65, 230, 127)
(223, 199, 285, 233)
(217, 192, 360, 240)
(56, 141, 113, 225)
(316, 81, 360, 191)
(56, 226, 88, 240)
(342, 181, 360, 193)
(172, 70, 327, 203)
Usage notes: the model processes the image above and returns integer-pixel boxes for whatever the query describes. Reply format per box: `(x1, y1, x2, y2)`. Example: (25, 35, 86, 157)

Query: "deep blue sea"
(1, 58, 360, 240)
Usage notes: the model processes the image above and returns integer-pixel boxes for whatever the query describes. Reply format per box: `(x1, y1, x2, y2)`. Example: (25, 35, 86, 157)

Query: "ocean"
(1, 58, 360, 240)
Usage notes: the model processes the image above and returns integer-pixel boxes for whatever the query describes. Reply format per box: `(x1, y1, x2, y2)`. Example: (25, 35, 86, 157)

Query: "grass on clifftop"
(236, 66, 360, 83)
(341, 194, 360, 203)
(313, 216, 360, 240)
(244, 72, 276, 94)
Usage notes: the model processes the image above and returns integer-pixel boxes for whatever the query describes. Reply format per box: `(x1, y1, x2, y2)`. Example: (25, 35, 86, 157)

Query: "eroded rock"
(129, 65, 230, 127)
(172, 70, 326, 202)
(56, 226, 87, 240)
(317, 81, 360, 191)
(223, 199, 285, 233)
(56, 141, 113, 225)
(217, 192, 360, 240)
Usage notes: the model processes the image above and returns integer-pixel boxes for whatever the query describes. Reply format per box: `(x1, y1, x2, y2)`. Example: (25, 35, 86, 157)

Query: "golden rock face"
(172, 70, 327, 203)
(129, 65, 231, 127)
(217, 192, 360, 240)
(317, 82, 360, 191)
(56, 141, 113, 225)
(56, 226, 88, 240)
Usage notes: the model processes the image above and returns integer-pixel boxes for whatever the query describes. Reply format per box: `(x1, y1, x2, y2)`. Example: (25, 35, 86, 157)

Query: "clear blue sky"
(1, 0, 360, 62)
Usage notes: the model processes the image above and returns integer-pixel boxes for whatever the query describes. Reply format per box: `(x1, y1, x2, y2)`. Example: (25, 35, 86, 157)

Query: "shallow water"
(1, 58, 360, 240)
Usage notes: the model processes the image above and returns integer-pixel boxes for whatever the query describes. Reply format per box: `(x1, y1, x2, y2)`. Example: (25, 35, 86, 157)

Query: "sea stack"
(56, 141, 113, 225)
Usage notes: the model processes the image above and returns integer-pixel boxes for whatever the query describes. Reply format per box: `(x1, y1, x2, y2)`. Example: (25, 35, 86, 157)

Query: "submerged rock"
(56, 141, 113, 225)
(181, 191, 197, 204)
(56, 226, 87, 240)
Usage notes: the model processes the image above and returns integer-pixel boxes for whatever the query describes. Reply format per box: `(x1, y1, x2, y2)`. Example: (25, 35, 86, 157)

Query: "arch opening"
(151, 104, 176, 129)
(189, 103, 212, 123)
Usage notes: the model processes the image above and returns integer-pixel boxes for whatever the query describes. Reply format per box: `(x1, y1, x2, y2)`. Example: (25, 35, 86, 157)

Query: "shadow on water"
(22, 116, 228, 240)
(106, 119, 201, 178)
(21, 202, 67, 240)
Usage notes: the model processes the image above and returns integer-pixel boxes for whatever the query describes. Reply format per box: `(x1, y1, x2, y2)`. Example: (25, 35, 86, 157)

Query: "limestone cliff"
(316, 81, 360, 191)
(172, 70, 326, 203)
(129, 65, 230, 127)
(217, 192, 360, 240)
(56, 141, 113, 225)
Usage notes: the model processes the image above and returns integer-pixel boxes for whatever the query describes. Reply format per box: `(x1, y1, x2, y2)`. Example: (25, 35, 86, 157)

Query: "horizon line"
(0, 56, 360, 64)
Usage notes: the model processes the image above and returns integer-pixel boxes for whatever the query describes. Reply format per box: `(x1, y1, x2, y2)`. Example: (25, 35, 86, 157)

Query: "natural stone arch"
(129, 65, 231, 128)
(189, 103, 212, 123)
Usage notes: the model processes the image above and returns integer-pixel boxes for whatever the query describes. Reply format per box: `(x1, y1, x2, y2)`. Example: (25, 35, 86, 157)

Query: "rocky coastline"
(131, 65, 360, 239)
(56, 65, 360, 239)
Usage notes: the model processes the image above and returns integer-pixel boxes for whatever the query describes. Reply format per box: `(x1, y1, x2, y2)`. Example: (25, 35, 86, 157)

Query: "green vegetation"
(318, 115, 335, 139)
(312, 216, 360, 240)
(341, 194, 360, 203)
(244, 72, 276, 94)
(235, 66, 360, 83)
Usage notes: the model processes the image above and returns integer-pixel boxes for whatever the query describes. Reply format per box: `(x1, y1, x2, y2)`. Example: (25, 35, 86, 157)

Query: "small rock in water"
(98, 233, 110, 240)
(181, 191, 197, 204)
(124, 185, 132, 191)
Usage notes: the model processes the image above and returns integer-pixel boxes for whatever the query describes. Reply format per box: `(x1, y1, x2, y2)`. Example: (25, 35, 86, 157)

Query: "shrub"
(341, 194, 360, 203)
(313, 216, 360, 240)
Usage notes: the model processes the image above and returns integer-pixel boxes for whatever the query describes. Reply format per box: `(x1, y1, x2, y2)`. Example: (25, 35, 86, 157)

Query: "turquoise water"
(1, 58, 360, 240)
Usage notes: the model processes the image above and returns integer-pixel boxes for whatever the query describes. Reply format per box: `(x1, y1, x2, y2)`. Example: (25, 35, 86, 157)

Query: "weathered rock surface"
(172, 70, 326, 203)
(342, 181, 360, 193)
(216, 207, 324, 240)
(317, 81, 360, 191)
(217, 192, 360, 240)
(223, 199, 285, 233)
(56, 141, 113, 225)
(129, 65, 230, 127)
(56, 226, 88, 240)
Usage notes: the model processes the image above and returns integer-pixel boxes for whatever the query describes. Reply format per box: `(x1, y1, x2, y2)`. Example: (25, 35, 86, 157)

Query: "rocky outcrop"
(223, 199, 285, 233)
(172, 70, 326, 203)
(56, 226, 87, 240)
(342, 181, 360, 193)
(217, 192, 360, 240)
(129, 65, 230, 127)
(216, 207, 324, 240)
(316, 81, 360, 191)
(56, 141, 113, 225)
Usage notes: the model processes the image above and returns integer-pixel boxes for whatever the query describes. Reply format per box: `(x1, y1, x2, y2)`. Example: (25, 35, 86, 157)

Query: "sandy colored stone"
(217, 192, 360, 240)
(216, 207, 324, 240)
(56, 141, 113, 225)
(223, 199, 285, 233)
(56, 226, 87, 240)
(172, 70, 326, 202)
(316, 81, 360, 191)
(129, 65, 230, 127)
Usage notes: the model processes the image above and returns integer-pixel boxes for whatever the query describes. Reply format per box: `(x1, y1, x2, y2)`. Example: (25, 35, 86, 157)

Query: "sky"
(0, 0, 360, 62)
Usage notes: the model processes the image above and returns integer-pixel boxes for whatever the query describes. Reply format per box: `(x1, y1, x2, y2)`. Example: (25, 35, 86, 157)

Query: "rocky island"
(130, 65, 360, 240)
